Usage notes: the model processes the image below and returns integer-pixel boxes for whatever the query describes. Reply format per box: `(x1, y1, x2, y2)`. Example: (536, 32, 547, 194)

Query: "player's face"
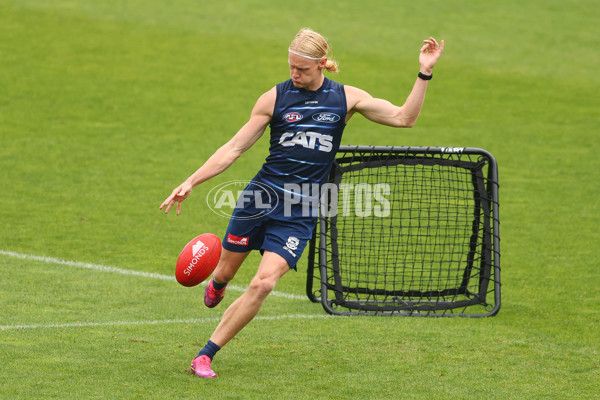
(288, 53, 325, 90)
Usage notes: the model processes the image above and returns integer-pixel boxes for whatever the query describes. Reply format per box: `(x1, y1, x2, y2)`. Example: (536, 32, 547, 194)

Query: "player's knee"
(248, 276, 276, 298)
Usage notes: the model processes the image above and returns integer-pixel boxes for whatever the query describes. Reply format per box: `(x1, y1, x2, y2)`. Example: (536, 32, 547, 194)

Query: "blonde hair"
(289, 28, 339, 74)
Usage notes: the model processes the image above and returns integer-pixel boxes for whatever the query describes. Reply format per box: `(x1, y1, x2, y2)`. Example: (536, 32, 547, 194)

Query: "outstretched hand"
(160, 182, 193, 215)
(419, 37, 444, 73)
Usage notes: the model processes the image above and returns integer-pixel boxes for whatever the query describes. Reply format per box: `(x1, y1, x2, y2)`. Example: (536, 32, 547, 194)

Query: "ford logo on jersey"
(283, 112, 303, 122)
(312, 112, 341, 123)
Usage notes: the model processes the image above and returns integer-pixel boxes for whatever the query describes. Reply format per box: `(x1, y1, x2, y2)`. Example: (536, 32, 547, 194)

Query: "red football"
(175, 233, 222, 287)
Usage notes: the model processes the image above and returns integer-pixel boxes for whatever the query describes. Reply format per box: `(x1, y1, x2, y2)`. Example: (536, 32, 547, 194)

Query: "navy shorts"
(222, 209, 317, 270)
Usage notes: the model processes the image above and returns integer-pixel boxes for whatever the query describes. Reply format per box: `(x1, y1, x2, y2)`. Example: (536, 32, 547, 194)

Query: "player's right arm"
(160, 87, 276, 215)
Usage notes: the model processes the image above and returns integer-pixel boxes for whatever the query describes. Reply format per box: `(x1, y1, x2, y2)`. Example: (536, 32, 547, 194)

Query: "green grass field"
(1, 0, 598, 398)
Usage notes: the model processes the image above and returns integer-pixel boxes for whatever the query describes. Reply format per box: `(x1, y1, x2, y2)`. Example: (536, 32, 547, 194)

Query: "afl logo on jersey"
(312, 112, 341, 123)
(283, 112, 303, 122)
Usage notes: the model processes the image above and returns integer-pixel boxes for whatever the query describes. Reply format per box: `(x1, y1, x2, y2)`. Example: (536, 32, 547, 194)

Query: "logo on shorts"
(227, 234, 249, 246)
(283, 112, 303, 122)
(283, 236, 299, 258)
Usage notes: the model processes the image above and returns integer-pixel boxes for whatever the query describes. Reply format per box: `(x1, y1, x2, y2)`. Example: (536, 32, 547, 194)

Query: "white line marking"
(0, 250, 307, 301)
(0, 250, 175, 281)
(0, 314, 330, 331)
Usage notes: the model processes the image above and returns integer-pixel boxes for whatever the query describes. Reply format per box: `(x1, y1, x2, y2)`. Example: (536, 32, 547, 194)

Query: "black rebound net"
(306, 146, 500, 317)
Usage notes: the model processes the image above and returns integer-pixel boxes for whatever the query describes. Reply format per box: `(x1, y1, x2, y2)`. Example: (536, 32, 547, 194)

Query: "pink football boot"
(190, 355, 217, 379)
(204, 279, 227, 308)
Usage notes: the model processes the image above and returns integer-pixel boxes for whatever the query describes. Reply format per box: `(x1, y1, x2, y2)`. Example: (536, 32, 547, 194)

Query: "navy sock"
(212, 280, 228, 290)
(197, 340, 221, 360)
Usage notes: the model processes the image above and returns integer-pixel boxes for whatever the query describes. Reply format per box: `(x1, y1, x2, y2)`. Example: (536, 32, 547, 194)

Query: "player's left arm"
(347, 37, 444, 128)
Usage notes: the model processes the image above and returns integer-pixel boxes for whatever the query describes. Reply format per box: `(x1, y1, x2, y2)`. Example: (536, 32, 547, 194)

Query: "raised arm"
(160, 87, 276, 215)
(346, 37, 444, 128)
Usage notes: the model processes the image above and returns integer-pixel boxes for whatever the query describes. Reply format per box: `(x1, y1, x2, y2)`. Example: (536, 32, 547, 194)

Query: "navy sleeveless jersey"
(256, 77, 347, 197)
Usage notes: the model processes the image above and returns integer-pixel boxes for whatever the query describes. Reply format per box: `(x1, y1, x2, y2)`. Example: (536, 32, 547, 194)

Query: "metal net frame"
(306, 146, 501, 317)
